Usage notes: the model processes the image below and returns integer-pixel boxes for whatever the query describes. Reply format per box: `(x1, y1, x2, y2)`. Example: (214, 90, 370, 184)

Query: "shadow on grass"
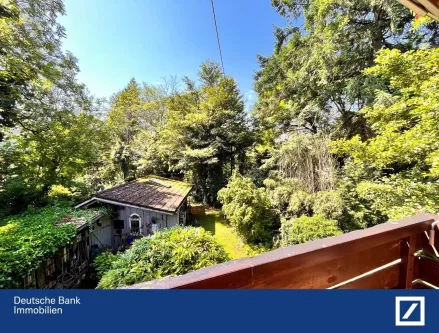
(192, 208, 249, 260)
(193, 209, 220, 235)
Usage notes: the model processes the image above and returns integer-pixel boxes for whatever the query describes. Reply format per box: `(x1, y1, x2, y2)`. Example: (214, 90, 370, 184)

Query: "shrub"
(279, 215, 342, 247)
(332, 161, 388, 231)
(218, 173, 277, 244)
(97, 227, 229, 289)
(287, 190, 314, 217)
(47, 185, 78, 206)
(264, 174, 306, 216)
(0, 178, 43, 217)
(263, 174, 344, 221)
(313, 190, 344, 220)
(92, 251, 118, 280)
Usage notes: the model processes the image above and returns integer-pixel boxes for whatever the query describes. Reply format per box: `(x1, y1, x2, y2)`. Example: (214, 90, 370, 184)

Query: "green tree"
(134, 77, 181, 177)
(0, 0, 105, 214)
(254, 0, 439, 139)
(0, 105, 107, 215)
(104, 77, 181, 182)
(105, 79, 144, 181)
(218, 173, 277, 244)
(159, 61, 254, 203)
(332, 48, 439, 220)
(263, 134, 336, 193)
(0, 0, 86, 140)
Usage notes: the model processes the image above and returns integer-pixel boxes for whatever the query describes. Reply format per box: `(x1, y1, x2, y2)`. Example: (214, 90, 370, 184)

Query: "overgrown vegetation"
(332, 48, 439, 220)
(218, 173, 277, 245)
(194, 208, 269, 259)
(0, 0, 107, 216)
(2, 0, 439, 289)
(97, 227, 229, 288)
(0, 206, 103, 288)
(92, 251, 118, 280)
(279, 215, 342, 247)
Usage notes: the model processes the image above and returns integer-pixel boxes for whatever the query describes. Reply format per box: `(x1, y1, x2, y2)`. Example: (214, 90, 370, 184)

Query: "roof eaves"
(91, 196, 177, 215)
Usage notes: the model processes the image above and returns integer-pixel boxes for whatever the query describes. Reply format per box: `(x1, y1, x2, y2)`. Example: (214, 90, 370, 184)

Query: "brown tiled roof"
(94, 176, 193, 214)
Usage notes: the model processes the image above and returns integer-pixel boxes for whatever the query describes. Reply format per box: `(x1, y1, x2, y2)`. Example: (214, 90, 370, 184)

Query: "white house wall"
(90, 215, 112, 249)
(167, 213, 178, 228)
(118, 206, 178, 235)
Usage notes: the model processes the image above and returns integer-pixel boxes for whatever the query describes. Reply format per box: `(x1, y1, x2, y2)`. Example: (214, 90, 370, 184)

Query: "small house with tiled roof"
(75, 176, 193, 248)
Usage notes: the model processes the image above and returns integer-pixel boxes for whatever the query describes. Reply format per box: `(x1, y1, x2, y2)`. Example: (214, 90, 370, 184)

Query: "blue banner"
(0, 290, 438, 332)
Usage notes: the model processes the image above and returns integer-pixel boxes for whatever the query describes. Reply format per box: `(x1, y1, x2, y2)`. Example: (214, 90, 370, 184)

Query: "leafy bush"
(97, 227, 229, 289)
(263, 174, 307, 216)
(279, 215, 342, 247)
(0, 206, 103, 288)
(47, 185, 77, 205)
(335, 164, 386, 231)
(287, 190, 314, 217)
(243, 242, 272, 257)
(313, 190, 343, 221)
(93, 251, 118, 279)
(263, 174, 346, 226)
(218, 173, 277, 244)
(356, 173, 439, 221)
(0, 177, 43, 218)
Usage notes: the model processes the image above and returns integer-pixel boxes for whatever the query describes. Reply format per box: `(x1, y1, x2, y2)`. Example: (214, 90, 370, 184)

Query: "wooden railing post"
(399, 235, 416, 289)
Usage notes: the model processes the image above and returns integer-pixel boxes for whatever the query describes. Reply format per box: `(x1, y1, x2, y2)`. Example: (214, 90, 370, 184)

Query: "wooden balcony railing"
(126, 213, 439, 289)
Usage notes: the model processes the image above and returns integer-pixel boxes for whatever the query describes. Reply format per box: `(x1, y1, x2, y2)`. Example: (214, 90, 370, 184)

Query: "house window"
(129, 214, 141, 235)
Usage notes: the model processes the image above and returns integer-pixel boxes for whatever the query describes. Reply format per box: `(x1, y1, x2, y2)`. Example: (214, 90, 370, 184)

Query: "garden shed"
(75, 176, 193, 249)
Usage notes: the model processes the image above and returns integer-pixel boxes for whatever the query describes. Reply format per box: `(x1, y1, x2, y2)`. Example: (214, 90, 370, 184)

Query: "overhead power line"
(210, 0, 225, 75)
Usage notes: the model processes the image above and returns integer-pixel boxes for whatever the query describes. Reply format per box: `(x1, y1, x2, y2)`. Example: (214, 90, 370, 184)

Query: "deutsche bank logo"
(395, 297, 425, 326)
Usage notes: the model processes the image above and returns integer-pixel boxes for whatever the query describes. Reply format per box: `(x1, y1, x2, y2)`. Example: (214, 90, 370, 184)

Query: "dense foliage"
(92, 251, 118, 280)
(97, 227, 229, 288)
(0, 206, 103, 288)
(0, 0, 88, 140)
(158, 64, 254, 203)
(279, 215, 342, 247)
(0, 0, 108, 216)
(255, 0, 439, 138)
(0, 110, 107, 216)
(99, 62, 254, 204)
(2, 0, 439, 286)
(239, 0, 439, 250)
(218, 173, 277, 244)
(332, 48, 439, 220)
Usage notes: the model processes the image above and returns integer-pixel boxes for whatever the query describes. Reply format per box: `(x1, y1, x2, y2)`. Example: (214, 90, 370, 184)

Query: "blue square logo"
(395, 296, 425, 326)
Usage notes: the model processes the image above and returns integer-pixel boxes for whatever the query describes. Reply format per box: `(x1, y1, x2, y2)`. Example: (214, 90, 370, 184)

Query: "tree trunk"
(371, 6, 384, 56)
(230, 145, 235, 175)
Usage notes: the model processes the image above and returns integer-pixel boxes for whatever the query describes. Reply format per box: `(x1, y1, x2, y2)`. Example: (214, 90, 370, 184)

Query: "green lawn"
(194, 208, 248, 260)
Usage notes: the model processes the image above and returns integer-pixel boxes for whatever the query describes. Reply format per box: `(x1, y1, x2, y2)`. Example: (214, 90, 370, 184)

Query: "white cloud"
(245, 89, 254, 100)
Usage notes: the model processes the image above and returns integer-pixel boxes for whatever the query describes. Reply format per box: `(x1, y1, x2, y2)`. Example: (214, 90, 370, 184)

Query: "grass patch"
(194, 208, 248, 260)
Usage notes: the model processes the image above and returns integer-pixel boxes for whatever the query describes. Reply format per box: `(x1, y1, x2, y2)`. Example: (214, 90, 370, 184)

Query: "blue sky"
(58, 0, 287, 107)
